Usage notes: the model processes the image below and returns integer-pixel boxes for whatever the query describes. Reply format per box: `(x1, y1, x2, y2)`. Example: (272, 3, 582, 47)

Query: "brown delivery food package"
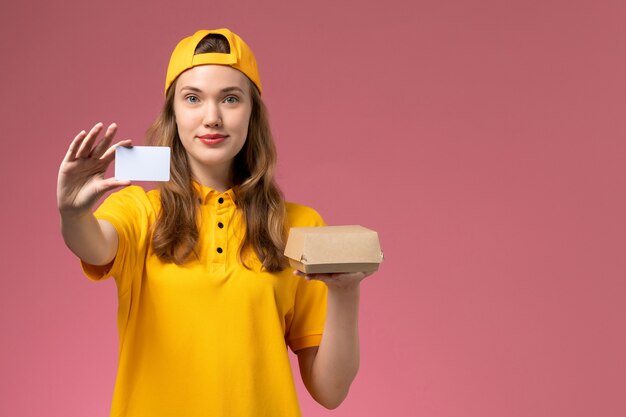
(284, 225, 384, 274)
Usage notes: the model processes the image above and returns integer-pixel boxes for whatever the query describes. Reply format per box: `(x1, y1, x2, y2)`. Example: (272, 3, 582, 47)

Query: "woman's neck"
(190, 161, 233, 193)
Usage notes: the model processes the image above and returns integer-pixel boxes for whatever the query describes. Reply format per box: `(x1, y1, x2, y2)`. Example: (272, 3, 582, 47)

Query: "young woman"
(57, 28, 374, 416)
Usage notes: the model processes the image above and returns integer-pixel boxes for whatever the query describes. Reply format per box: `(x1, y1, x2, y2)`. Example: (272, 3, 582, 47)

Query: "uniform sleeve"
(285, 204, 328, 353)
(287, 279, 328, 352)
(80, 186, 154, 296)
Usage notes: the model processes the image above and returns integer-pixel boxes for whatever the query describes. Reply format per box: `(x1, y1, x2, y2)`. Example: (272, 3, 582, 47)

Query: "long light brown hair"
(145, 34, 287, 272)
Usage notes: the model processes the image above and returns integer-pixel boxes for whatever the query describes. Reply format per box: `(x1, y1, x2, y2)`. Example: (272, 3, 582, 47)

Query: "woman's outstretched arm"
(296, 271, 373, 409)
(57, 122, 131, 264)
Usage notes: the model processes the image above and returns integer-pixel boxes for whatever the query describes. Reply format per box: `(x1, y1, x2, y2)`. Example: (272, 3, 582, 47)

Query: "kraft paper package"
(284, 225, 383, 274)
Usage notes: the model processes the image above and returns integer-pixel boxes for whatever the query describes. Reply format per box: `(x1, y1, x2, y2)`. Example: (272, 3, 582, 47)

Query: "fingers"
(90, 123, 118, 159)
(75, 122, 104, 159)
(292, 270, 372, 283)
(293, 270, 332, 280)
(65, 130, 87, 162)
(100, 139, 133, 163)
(293, 270, 336, 277)
(65, 122, 126, 164)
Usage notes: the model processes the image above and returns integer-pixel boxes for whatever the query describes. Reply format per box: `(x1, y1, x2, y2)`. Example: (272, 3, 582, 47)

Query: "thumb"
(96, 177, 132, 195)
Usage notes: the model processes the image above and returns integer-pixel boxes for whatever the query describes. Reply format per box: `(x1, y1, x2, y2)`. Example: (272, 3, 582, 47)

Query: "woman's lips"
(198, 135, 227, 145)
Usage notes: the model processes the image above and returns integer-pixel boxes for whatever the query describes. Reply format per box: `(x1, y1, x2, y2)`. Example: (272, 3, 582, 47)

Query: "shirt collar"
(192, 180, 237, 205)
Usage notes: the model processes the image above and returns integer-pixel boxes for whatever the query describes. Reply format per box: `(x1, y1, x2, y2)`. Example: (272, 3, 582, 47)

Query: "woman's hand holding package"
(293, 270, 375, 291)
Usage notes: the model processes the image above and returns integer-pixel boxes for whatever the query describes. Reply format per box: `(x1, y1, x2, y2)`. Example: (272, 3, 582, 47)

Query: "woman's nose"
(202, 104, 222, 127)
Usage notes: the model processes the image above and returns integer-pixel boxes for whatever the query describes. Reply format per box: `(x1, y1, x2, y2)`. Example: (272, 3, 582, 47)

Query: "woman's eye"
(185, 96, 199, 103)
(224, 96, 239, 104)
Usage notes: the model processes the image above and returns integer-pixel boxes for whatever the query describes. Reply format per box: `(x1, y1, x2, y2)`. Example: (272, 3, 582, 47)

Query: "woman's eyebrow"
(180, 86, 245, 94)
(221, 86, 246, 94)
(180, 86, 202, 92)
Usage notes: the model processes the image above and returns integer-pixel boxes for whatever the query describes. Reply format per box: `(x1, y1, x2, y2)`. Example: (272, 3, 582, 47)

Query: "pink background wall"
(1, 0, 625, 416)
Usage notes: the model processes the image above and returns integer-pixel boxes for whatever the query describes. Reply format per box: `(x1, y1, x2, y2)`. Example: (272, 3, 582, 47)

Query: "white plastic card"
(115, 146, 171, 182)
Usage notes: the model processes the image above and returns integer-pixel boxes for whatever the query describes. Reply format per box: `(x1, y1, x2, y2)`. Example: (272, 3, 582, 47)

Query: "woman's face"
(173, 65, 253, 180)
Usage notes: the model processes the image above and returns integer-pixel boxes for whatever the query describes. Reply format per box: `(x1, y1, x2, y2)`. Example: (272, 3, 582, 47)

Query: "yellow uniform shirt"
(80, 183, 328, 417)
